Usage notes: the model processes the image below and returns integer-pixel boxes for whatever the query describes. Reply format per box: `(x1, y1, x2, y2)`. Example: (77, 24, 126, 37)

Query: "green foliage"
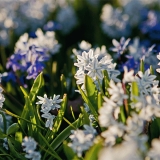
(77, 85, 98, 121)
(84, 142, 103, 160)
(7, 123, 19, 135)
(85, 75, 98, 111)
(139, 59, 145, 73)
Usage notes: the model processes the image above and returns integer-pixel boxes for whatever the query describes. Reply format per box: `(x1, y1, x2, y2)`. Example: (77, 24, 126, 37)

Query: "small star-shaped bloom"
(86, 58, 103, 80)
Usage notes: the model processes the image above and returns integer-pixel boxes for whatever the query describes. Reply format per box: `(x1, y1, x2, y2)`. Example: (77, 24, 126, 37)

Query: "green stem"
(2, 109, 46, 130)
(96, 77, 104, 96)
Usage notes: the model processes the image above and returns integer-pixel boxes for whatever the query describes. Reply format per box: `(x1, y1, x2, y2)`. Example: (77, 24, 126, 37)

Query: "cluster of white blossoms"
(15, 28, 61, 55)
(36, 94, 62, 130)
(22, 137, 41, 160)
(74, 48, 120, 91)
(68, 125, 97, 157)
(0, 74, 5, 108)
(101, 4, 131, 38)
(98, 66, 160, 159)
(135, 69, 158, 96)
(0, 0, 56, 45)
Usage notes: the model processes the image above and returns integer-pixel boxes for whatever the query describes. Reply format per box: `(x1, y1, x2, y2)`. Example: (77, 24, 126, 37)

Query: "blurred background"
(1, 0, 160, 114)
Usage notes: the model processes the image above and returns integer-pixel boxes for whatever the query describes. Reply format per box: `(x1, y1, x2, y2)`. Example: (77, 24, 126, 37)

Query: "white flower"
(135, 69, 156, 95)
(124, 134, 148, 153)
(37, 94, 62, 130)
(86, 57, 103, 80)
(72, 40, 92, 57)
(98, 140, 142, 160)
(108, 64, 121, 82)
(98, 55, 113, 70)
(123, 66, 135, 83)
(74, 49, 95, 68)
(126, 113, 144, 136)
(98, 97, 118, 127)
(41, 113, 56, 130)
(79, 40, 92, 51)
(25, 151, 41, 160)
(51, 94, 62, 110)
(101, 124, 125, 146)
(74, 74, 85, 91)
(0, 87, 5, 108)
(36, 94, 51, 105)
(151, 84, 160, 103)
(111, 37, 130, 55)
(37, 94, 62, 112)
(22, 136, 41, 160)
(133, 95, 160, 121)
(156, 52, 160, 73)
(69, 129, 94, 157)
(101, 4, 130, 38)
(108, 80, 128, 105)
(22, 137, 37, 153)
(83, 125, 97, 135)
(148, 139, 160, 160)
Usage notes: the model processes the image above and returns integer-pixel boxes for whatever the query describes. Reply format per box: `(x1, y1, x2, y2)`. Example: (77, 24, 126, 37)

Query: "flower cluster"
(97, 66, 160, 159)
(36, 94, 62, 130)
(0, 0, 56, 45)
(68, 125, 97, 157)
(6, 29, 60, 80)
(74, 49, 120, 91)
(22, 137, 41, 160)
(101, 4, 131, 38)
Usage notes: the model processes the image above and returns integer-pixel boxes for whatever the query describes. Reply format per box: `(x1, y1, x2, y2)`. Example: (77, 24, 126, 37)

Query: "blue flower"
(26, 62, 45, 79)
(122, 57, 139, 71)
(140, 10, 160, 40)
(111, 37, 130, 57)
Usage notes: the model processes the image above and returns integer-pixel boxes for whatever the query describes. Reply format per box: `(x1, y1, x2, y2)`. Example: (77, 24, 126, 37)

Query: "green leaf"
(8, 139, 26, 160)
(18, 98, 29, 130)
(15, 132, 23, 150)
(60, 74, 67, 95)
(149, 118, 160, 143)
(97, 92, 103, 110)
(80, 106, 90, 125)
(43, 114, 84, 159)
(139, 59, 144, 73)
(131, 81, 139, 103)
(50, 114, 84, 150)
(63, 141, 77, 160)
(19, 72, 44, 132)
(20, 86, 28, 97)
(85, 75, 98, 111)
(84, 142, 102, 160)
(52, 94, 67, 133)
(7, 123, 19, 135)
(77, 85, 98, 121)
(150, 65, 154, 75)
(120, 106, 126, 123)
(29, 72, 44, 102)
(102, 70, 110, 97)
(0, 129, 7, 139)
(38, 133, 62, 160)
